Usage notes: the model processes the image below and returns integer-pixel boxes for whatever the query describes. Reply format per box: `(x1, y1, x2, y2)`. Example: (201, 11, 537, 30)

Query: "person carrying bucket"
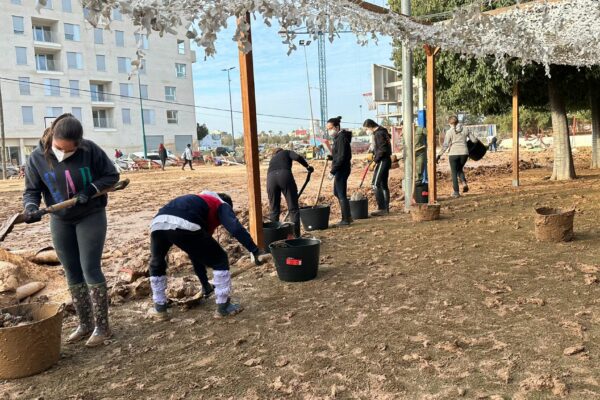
(363, 119, 392, 216)
(22, 113, 120, 347)
(267, 148, 314, 237)
(437, 116, 479, 198)
(148, 191, 269, 319)
(327, 116, 353, 226)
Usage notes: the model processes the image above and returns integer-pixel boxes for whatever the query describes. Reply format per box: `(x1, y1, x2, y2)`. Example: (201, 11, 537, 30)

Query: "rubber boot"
(334, 198, 352, 227)
(150, 275, 169, 321)
(214, 298, 243, 318)
(66, 283, 94, 343)
(85, 283, 112, 347)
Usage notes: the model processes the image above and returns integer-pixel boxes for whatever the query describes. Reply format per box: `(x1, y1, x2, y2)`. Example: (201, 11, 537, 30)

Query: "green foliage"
(484, 108, 552, 138)
(196, 123, 210, 141)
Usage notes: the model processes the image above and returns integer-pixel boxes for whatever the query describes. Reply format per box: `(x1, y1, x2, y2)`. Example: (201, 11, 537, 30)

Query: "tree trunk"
(591, 85, 600, 169)
(548, 77, 576, 180)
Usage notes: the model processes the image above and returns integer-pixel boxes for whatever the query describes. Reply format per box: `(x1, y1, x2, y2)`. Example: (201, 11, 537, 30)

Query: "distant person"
(490, 136, 498, 152)
(114, 149, 122, 159)
(363, 119, 391, 216)
(267, 148, 314, 237)
(182, 144, 194, 171)
(158, 143, 168, 171)
(437, 116, 480, 198)
(327, 116, 353, 226)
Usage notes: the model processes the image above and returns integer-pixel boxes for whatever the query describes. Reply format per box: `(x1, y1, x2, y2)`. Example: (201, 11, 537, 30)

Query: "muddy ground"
(1, 149, 600, 399)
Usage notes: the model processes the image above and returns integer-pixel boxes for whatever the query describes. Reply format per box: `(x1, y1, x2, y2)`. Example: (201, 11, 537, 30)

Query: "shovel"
(314, 159, 329, 207)
(283, 169, 312, 221)
(0, 179, 130, 242)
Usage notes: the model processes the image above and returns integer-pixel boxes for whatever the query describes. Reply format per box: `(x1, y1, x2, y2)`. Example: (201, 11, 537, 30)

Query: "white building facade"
(1, 0, 197, 164)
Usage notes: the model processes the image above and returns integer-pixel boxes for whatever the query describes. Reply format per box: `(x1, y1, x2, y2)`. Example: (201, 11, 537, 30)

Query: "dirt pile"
(0, 311, 34, 328)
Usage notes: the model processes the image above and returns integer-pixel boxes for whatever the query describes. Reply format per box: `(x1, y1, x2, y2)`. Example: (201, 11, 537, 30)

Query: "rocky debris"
(167, 277, 200, 300)
(243, 358, 262, 367)
(131, 278, 151, 299)
(563, 345, 585, 356)
(350, 192, 367, 201)
(0, 311, 34, 328)
(518, 374, 569, 397)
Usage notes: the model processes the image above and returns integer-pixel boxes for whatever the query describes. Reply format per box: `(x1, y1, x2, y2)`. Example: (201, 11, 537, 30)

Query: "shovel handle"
(314, 159, 329, 207)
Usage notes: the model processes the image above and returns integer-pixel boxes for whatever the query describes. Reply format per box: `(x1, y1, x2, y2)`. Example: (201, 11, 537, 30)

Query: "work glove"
(436, 154, 441, 164)
(326, 155, 333, 161)
(23, 205, 42, 224)
(250, 250, 270, 266)
(328, 173, 335, 181)
(306, 166, 315, 173)
(75, 185, 98, 205)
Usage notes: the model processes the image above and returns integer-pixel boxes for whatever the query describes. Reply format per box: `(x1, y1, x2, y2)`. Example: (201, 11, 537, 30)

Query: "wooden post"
(238, 13, 264, 248)
(424, 45, 439, 204)
(512, 82, 519, 187)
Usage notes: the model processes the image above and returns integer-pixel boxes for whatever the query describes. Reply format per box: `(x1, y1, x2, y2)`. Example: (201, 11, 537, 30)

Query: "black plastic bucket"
(414, 184, 429, 204)
(299, 205, 330, 231)
(467, 140, 487, 161)
(263, 222, 295, 253)
(349, 198, 369, 219)
(269, 238, 321, 282)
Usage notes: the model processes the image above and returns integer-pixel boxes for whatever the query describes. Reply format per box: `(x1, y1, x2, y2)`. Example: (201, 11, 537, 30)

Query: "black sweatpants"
(149, 229, 228, 289)
(267, 170, 300, 237)
(333, 168, 351, 221)
(449, 154, 469, 194)
(372, 157, 391, 211)
(182, 159, 193, 170)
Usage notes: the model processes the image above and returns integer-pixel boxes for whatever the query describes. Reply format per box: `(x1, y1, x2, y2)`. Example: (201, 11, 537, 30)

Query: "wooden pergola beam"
(512, 82, 520, 187)
(238, 13, 264, 249)
(424, 45, 439, 204)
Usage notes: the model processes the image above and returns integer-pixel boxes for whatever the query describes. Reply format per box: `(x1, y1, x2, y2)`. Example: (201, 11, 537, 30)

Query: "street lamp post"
(299, 40, 316, 146)
(129, 63, 147, 159)
(222, 67, 236, 154)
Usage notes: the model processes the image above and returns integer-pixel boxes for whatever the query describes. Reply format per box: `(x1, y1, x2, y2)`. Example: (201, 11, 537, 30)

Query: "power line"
(0, 77, 366, 127)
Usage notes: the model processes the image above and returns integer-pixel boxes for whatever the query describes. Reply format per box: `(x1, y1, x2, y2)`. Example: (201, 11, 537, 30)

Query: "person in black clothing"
(158, 143, 168, 170)
(267, 148, 314, 237)
(327, 116, 353, 226)
(23, 113, 119, 347)
(364, 119, 392, 216)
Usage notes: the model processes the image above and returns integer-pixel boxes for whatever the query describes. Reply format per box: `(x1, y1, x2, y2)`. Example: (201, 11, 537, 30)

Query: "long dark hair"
(363, 119, 378, 129)
(327, 116, 342, 129)
(43, 113, 83, 164)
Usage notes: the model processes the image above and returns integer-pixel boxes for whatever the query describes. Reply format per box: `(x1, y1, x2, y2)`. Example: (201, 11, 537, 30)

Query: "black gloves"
(76, 185, 98, 205)
(250, 250, 271, 266)
(436, 154, 442, 163)
(326, 155, 333, 161)
(23, 205, 42, 224)
(307, 166, 315, 173)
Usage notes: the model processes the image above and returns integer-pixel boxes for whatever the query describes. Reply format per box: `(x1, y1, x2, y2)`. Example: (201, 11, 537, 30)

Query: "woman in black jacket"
(364, 119, 392, 216)
(327, 116, 353, 226)
(23, 113, 119, 347)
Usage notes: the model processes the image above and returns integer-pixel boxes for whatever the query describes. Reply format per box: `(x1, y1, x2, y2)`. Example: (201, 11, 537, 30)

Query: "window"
(93, 109, 109, 128)
(44, 79, 60, 96)
(142, 109, 155, 125)
(115, 30, 124, 47)
(15, 47, 27, 65)
(64, 23, 80, 41)
(94, 28, 103, 44)
(167, 110, 178, 124)
(134, 33, 149, 49)
(96, 55, 106, 71)
(67, 52, 83, 69)
(35, 54, 55, 71)
(46, 107, 63, 117)
(90, 84, 108, 102)
(33, 26, 52, 42)
(175, 63, 186, 78)
(72, 107, 82, 122)
(122, 108, 131, 125)
(165, 86, 176, 101)
(83, 7, 90, 18)
(69, 80, 79, 97)
(62, 0, 71, 12)
(19, 77, 30, 95)
(22, 106, 34, 125)
(12, 16, 24, 35)
(113, 7, 122, 21)
(119, 83, 132, 98)
(139, 84, 148, 99)
(117, 57, 131, 74)
(177, 39, 185, 55)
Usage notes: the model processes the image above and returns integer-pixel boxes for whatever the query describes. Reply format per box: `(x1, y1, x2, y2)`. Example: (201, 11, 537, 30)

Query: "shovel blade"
(0, 213, 24, 242)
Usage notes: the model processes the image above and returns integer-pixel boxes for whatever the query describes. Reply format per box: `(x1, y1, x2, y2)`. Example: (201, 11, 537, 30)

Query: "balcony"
(35, 58, 61, 74)
(32, 29, 61, 51)
(92, 115, 114, 130)
(91, 92, 115, 107)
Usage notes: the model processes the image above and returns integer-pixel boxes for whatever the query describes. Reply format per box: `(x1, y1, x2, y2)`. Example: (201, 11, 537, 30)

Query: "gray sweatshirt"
(442, 125, 478, 156)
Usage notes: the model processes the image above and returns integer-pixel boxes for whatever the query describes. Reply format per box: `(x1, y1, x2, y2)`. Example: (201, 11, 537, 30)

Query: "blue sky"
(190, 17, 393, 135)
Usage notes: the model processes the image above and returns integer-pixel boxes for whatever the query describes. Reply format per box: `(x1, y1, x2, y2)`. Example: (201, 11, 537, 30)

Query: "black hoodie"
(23, 139, 120, 221)
(330, 129, 352, 175)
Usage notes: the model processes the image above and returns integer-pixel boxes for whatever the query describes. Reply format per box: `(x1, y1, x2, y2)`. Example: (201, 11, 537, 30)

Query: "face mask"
(52, 146, 76, 162)
(366, 129, 374, 135)
(328, 129, 337, 136)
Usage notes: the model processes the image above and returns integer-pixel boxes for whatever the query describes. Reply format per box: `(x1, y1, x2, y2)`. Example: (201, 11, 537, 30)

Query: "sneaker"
(462, 184, 469, 193)
(148, 303, 170, 321)
(452, 192, 460, 198)
(214, 299, 244, 318)
(370, 210, 389, 217)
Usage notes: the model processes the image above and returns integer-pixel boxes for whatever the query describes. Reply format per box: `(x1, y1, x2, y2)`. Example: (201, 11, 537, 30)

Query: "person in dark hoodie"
(327, 116, 353, 226)
(363, 119, 392, 216)
(22, 113, 119, 347)
(148, 191, 269, 319)
(267, 148, 314, 237)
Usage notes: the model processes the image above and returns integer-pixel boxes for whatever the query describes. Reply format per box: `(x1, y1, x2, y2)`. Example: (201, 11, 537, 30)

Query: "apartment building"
(1, 0, 197, 164)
